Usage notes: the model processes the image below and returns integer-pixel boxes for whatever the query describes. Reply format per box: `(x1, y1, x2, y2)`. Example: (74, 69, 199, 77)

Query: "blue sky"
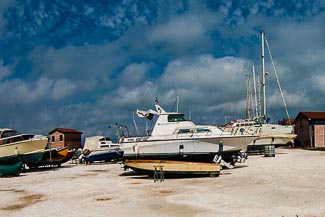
(0, 0, 324, 140)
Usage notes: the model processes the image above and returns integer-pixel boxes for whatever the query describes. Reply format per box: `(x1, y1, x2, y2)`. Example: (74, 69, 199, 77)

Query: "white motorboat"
(82, 136, 123, 163)
(0, 128, 48, 165)
(119, 100, 258, 167)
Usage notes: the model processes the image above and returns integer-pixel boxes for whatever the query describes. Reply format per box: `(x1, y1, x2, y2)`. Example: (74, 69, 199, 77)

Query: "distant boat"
(0, 128, 48, 165)
(223, 119, 297, 146)
(221, 30, 297, 146)
(0, 161, 23, 177)
(82, 136, 123, 163)
(119, 99, 258, 167)
(27, 146, 75, 168)
(123, 159, 222, 177)
(83, 148, 124, 163)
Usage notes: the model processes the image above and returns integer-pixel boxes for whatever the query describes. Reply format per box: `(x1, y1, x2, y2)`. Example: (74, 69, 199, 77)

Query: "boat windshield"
(168, 114, 187, 122)
(0, 130, 17, 138)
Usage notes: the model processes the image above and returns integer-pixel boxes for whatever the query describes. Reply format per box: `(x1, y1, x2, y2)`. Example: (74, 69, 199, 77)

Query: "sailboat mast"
(261, 30, 267, 123)
(252, 65, 258, 118)
(245, 74, 250, 119)
(257, 76, 262, 123)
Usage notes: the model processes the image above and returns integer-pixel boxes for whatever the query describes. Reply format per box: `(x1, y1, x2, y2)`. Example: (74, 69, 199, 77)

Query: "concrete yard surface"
(0, 147, 325, 217)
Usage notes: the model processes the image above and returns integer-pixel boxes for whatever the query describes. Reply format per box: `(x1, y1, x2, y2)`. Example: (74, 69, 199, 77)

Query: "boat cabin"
(151, 113, 195, 136)
(83, 136, 119, 151)
(0, 128, 35, 145)
(0, 128, 17, 139)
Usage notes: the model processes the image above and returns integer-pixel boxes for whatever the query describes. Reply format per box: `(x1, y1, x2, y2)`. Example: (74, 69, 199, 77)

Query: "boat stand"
(153, 165, 164, 182)
(213, 155, 234, 169)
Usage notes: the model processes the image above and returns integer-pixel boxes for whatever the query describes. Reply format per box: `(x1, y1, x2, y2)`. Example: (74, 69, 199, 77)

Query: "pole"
(252, 65, 258, 118)
(261, 30, 267, 123)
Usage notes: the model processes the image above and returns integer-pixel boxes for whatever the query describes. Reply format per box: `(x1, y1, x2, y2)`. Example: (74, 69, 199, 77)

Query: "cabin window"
(59, 135, 63, 142)
(168, 114, 186, 122)
(52, 136, 55, 142)
(1, 130, 17, 138)
(177, 129, 191, 134)
(196, 128, 210, 133)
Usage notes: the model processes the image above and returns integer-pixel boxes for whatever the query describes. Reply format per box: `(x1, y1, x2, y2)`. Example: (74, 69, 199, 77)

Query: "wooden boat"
(27, 146, 74, 168)
(123, 159, 222, 177)
(0, 161, 23, 177)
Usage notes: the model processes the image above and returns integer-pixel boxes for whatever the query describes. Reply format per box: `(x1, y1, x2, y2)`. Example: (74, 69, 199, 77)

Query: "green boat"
(0, 161, 23, 177)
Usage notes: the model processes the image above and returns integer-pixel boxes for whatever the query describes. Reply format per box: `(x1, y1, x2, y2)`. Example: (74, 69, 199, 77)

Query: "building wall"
(65, 133, 82, 150)
(50, 132, 65, 149)
(295, 114, 325, 148)
(294, 116, 311, 147)
(314, 125, 325, 148)
(49, 132, 82, 149)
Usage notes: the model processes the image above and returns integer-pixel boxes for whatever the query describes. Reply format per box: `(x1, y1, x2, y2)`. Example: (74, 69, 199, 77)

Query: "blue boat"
(83, 148, 124, 163)
(82, 136, 123, 163)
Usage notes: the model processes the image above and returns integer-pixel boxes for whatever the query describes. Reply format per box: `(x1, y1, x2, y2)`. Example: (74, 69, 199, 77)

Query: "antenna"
(133, 112, 139, 136)
(146, 88, 156, 100)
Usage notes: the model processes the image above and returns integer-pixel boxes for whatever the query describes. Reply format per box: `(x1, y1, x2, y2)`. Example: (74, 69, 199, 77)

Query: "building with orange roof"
(48, 128, 83, 149)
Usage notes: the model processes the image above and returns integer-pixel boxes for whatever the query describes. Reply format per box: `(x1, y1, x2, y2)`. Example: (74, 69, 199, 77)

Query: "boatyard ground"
(1, 147, 324, 217)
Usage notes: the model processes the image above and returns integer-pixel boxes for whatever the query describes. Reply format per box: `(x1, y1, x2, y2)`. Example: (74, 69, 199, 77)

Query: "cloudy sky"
(0, 0, 324, 140)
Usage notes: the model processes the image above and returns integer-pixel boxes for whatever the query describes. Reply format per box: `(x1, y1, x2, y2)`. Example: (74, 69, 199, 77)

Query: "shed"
(294, 112, 325, 148)
(48, 128, 83, 149)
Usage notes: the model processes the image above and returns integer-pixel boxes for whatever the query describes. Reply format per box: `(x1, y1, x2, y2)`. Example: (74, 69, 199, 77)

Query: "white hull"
(250, 133, 296, 146)
(121, 135, 257, 163)
(221, 125, 296, 146)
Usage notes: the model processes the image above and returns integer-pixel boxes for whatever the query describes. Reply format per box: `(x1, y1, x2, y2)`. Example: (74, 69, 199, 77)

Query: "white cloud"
(149, 14, 206, 44)
(118, 62, 152, 87)
(312, 74, 325, 94)
(0, 61, 12, 80)
(161, 55, 249, 92)
(52, 79, 76, 100)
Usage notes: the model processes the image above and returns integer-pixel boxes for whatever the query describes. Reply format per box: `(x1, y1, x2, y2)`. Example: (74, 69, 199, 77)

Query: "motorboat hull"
(251, 133, 297, 146)
(84, 148, 124, 163)
(0, 138, 48, 164)
(121, 136, 255, 163)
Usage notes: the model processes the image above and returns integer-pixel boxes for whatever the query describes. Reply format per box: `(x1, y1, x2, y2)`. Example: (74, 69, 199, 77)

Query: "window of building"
(60, 135, 63, 142)
(51, 136, 55, 142)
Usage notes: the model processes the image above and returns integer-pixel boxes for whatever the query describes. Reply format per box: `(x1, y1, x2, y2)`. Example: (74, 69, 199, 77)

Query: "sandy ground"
(0, 147, 325, 217)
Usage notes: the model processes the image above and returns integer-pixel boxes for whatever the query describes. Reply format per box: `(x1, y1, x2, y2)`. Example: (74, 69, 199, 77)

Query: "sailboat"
(118, 98, 258, 167)
(222, 30, 297, 146)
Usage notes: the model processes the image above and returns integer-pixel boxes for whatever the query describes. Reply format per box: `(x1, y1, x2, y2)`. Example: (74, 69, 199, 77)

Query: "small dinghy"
(0, 161, 23, 177)
(123, 159, 222, 177)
